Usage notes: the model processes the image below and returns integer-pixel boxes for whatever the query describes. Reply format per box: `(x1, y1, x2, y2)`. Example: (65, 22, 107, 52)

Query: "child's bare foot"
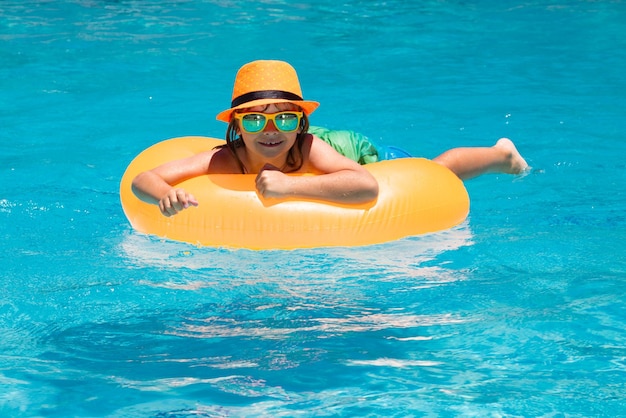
(494, 138, 529, 174)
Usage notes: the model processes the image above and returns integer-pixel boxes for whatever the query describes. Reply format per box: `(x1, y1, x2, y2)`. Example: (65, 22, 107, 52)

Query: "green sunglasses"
(234, 111, 303, 134)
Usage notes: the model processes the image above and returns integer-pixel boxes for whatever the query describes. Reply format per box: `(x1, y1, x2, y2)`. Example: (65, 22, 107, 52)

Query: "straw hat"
(216, 60, 320, 122)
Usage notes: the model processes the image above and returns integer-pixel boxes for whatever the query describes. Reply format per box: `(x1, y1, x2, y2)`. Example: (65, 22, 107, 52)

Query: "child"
(132, 60, 527, 217)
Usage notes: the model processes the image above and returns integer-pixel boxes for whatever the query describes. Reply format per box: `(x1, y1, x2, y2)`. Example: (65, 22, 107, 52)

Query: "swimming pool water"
(1, 1, 625, 416)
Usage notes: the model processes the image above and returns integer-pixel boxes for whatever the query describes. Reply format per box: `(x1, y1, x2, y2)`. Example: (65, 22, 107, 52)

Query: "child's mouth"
(260, 140, 283, 147)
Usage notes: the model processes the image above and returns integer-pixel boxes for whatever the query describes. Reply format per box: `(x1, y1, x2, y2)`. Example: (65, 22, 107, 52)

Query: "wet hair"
(217, 106, 310, 174)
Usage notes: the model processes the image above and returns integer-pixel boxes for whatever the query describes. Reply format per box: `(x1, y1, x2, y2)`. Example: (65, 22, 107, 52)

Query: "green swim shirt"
(308, 126, 379, 165)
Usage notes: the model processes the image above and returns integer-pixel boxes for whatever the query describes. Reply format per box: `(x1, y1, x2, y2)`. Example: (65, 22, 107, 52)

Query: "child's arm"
(255, 135, 379, 204)
(131, 152, 212, 216)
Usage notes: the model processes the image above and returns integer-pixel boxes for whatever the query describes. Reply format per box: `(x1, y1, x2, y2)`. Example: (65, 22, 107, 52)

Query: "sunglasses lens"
(241, 114, 266, 133)
(274, 113, 300, 132)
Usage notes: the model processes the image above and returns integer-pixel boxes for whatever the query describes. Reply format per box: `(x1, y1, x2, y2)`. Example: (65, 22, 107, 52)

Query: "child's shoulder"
(205, 146, 242, 174)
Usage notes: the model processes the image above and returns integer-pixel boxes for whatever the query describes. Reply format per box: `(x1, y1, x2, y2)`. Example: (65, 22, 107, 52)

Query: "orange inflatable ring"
(120, 136, 469, 250)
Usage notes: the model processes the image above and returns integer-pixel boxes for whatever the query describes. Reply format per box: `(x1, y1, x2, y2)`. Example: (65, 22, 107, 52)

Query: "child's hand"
(158, 188, 199, 217)
(255, 164, 291, 199)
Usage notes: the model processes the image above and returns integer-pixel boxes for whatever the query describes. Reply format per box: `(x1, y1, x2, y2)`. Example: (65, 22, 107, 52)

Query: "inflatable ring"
(120, 136, 469, 250)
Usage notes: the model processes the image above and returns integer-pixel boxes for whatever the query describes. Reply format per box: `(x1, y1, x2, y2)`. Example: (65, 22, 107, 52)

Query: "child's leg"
(433, 138, 528, 180)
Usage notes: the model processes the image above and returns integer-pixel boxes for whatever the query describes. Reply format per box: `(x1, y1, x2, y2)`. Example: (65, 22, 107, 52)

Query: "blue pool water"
(2, 1, 626, 416)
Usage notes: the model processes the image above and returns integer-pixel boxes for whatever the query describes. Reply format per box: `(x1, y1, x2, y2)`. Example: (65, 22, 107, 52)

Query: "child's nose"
(264, 119, 278, 132)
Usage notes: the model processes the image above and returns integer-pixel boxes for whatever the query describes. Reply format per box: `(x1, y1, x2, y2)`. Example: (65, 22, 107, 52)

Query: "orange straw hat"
(216, 60, 320, 122)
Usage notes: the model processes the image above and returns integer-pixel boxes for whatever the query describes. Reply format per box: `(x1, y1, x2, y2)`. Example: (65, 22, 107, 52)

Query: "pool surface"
(1, 1, 625, 416)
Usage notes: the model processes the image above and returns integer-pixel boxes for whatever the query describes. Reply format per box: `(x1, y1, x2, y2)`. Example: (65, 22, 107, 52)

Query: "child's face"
(236, 102, 302, 162)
